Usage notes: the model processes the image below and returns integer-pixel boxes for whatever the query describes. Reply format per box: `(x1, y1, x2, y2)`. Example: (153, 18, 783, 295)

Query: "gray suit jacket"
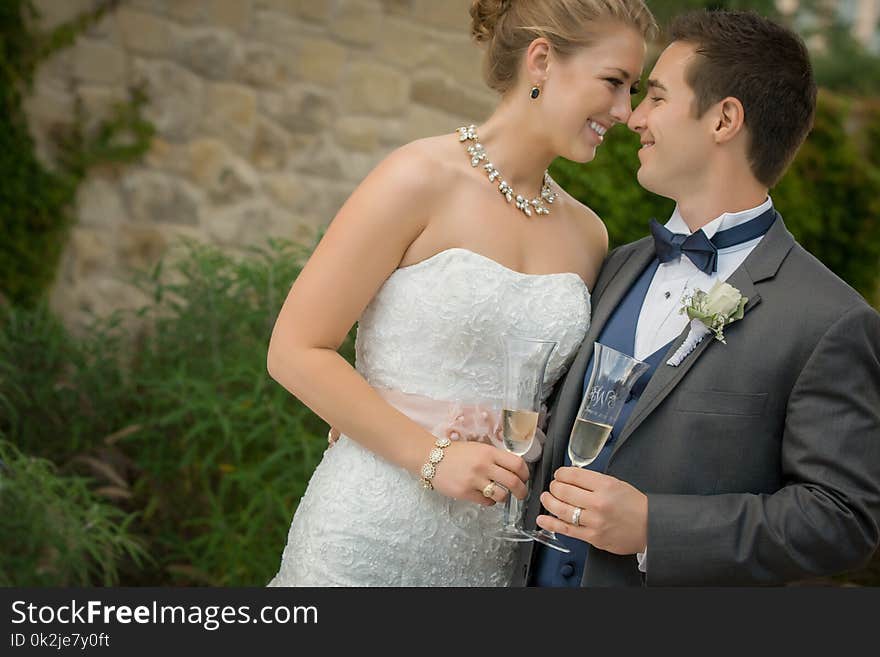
(513, 216, 880, 586)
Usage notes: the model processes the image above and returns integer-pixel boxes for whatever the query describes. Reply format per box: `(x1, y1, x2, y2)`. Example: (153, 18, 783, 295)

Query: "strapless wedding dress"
(268, 248, 590, 586)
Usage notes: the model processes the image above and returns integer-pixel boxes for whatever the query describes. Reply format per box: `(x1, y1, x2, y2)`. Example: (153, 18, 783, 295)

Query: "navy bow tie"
(650, 220, 718, 274)
(649, 208, 779, 275)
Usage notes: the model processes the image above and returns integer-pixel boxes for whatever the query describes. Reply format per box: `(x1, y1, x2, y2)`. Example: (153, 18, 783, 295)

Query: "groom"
(514, 10, 880, 586)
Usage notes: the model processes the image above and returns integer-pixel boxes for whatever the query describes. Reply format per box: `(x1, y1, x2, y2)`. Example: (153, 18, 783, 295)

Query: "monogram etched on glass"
(567, 343, 649, 467)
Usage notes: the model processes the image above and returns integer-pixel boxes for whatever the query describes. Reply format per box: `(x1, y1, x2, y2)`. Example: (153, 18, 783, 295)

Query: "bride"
(266, 0, 654, 586)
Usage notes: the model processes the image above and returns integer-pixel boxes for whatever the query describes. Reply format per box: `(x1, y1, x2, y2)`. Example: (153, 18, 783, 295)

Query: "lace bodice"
(355, 248, 591, 403)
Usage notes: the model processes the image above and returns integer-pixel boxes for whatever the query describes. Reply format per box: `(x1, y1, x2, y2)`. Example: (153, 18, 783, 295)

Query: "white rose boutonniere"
(666, 281, 748, 367)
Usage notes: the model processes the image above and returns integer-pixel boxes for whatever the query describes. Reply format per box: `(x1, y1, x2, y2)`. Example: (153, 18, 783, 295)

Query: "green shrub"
(1, 238, 354, 586)
(121, 239, 351, 586)
(773, 91, 880, 299)
(0, 439, 147, 586)
(0, 302, 133, 463)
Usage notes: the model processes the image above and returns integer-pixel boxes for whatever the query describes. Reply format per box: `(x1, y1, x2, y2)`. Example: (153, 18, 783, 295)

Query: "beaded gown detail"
(268, 248, 590, 586)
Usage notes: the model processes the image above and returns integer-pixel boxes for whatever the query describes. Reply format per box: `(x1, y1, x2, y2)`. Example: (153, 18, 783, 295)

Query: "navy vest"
(532, 258, 672, 586)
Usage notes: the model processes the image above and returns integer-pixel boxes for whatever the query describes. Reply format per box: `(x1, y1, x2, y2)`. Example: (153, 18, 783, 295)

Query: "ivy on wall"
(0, 0, 153, 307)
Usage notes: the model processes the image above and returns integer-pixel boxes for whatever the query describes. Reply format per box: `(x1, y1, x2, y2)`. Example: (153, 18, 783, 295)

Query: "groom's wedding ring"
(571, 506, 583, 526)
(482, 481, 497, 499)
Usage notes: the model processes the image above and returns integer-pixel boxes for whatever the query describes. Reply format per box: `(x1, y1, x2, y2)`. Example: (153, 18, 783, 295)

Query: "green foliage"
(0, 302, 133, 463)
(858, 99, 880, 170)
(0, 0, 150, 308)
(0, 439, 148, 586)
(0, 239, 353, 586)
(550, 91, 880, 303)
(122, 239, 344, 586)
(773, 91, 880, 299)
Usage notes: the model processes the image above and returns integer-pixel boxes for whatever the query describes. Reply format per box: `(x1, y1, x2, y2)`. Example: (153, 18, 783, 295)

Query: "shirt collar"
(665, 196, 773, 240)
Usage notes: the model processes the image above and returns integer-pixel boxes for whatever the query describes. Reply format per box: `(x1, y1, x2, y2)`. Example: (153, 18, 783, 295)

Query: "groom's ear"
(525, 37, 552, 82)
(712, 97, 746, 144)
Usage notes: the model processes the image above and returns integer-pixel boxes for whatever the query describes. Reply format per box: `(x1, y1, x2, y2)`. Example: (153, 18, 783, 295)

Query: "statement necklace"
(457, 125, 557, 218)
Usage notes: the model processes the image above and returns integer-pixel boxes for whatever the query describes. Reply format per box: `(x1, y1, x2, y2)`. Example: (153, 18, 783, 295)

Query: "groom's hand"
(536, 468, 648, 556)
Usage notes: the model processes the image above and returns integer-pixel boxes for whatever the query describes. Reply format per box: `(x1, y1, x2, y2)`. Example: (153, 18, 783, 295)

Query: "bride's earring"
(530, 84, 541, 100)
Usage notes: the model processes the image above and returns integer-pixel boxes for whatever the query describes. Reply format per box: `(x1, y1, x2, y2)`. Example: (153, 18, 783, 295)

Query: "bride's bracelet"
(419, 436, 452, 490)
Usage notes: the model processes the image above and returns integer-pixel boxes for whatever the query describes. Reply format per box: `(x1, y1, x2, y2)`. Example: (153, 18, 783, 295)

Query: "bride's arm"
(266, 143, 529, 506)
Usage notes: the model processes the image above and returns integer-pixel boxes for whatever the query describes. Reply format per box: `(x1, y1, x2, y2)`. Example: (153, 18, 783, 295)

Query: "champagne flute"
(568, 343, 649, 466)
(530, 341, 649, 550)
(494, 335, 557, 542)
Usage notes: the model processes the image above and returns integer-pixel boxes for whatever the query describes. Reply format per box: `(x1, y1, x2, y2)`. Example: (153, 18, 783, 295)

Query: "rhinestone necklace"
(457, 125, 557, 218)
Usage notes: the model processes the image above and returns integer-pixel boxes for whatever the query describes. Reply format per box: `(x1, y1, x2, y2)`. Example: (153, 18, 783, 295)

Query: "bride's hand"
(431, 441, 529, 507)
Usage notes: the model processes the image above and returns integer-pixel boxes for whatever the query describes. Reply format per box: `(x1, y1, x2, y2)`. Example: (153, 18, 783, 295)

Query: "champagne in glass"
(502, 409, 540, 455)
(567, 419, 614, 467)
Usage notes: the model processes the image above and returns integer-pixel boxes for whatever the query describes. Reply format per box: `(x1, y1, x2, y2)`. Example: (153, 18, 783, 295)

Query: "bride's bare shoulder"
(333, 133, 467, 235)
(373, 133, 468, 192)
(554, 182, 609, 256)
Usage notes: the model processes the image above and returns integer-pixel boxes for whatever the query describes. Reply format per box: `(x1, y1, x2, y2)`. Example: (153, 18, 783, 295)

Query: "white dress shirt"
(634, 196, 773, 572)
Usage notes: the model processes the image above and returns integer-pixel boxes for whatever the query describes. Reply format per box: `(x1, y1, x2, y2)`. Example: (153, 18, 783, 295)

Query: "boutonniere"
(666, 281, 748, 367)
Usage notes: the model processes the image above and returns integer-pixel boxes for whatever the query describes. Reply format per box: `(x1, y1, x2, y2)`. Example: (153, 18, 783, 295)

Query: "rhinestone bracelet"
(420, 436, 452, 490)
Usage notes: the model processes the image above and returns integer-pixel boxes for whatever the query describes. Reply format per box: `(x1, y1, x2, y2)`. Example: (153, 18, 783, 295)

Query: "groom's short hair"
(669, 10, 817, 187)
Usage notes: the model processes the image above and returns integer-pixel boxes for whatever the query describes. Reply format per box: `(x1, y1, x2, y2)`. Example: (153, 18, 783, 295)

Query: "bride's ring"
(482, 481, 497, 498)
(571, 506, 582, 526)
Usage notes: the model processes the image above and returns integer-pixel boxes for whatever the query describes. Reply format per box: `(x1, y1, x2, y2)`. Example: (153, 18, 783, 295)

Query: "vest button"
(560, 563, 575, 577)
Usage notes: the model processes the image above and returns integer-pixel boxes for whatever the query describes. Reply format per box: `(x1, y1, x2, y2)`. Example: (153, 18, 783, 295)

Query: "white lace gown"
(268, 248, 590, 586)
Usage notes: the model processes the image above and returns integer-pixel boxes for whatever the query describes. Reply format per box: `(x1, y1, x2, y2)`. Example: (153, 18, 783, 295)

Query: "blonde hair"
(470, 0, 658, 94)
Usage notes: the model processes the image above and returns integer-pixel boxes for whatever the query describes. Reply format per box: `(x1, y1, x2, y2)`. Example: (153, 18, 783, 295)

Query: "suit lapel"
(549, 239, 656, 469)
(608, 215, 795, 462)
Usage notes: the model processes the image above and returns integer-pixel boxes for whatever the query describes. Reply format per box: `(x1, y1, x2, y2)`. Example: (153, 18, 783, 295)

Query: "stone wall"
(25, 0, 493, 328)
